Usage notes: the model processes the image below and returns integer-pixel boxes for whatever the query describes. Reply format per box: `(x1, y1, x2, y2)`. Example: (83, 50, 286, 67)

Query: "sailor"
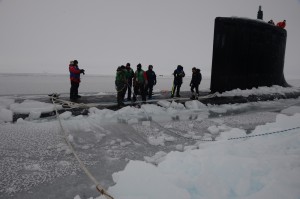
(125, 63, 134, 101)
(133, 63, 148, 102)
(171, 65, 185, 98)
(115, 65, 128, 106)
(276, 20, 286, 29)
(69, 60, 85, 100)
(145, 65, 157, 99)
(190, 67, 202, 100)
(267, 19, 275, 25)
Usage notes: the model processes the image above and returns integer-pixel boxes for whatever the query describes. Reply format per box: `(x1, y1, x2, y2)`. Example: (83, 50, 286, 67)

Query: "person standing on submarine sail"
(277, 20, 286, 29)
(268, 19, 275, 25)
(257, 5, 263, 20)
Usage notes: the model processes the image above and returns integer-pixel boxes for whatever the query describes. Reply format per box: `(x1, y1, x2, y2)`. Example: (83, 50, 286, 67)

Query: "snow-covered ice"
(0, 85, 300, 199)
(95, 113, 300, 199)
(9, 100, 62, 114)
(216, 85, 300, 97)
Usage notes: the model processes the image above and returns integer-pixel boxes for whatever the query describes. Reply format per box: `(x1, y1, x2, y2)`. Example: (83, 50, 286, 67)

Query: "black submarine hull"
(210, 17, 289, 93)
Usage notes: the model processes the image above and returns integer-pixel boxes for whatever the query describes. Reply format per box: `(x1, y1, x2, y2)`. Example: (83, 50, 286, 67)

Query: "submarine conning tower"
(210, 17, 289, 93)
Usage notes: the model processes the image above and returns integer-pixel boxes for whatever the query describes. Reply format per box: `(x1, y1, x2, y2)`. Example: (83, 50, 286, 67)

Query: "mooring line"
(140, 105, 300, 142)
(51, 97, 114, 199)
(227, 126, 300, 140)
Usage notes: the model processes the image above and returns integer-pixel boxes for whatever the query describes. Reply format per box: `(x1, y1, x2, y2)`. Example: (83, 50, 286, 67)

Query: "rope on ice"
(51, 96, 114, 199)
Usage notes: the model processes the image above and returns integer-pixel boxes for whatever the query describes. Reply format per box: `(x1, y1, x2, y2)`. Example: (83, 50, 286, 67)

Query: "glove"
(154, 81, 156, 85)
(80, 69, 85, 75)
(190, 83, 192, 87)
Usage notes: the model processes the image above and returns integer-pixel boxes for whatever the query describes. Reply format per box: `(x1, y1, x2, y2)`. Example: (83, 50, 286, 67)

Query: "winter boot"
(190, 94, 195, 100)
(133, 96, 137, 102)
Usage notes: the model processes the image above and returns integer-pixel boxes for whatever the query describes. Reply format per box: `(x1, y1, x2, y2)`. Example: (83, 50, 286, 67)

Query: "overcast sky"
(0, 0, 299, 78)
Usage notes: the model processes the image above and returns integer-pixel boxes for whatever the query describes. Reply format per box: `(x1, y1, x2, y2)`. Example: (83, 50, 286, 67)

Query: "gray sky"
(0, 0, 299, 78)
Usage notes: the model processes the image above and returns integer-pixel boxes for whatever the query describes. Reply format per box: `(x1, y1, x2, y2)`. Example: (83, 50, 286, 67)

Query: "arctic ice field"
(1, 85, 300, 199)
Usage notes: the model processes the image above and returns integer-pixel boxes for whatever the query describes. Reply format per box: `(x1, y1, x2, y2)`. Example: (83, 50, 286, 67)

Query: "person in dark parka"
(190, 67, 202, 99)
(145, 65, 157, 99)
(115, 65, 128, 106)
(171, 65, 185, 98)
(268, 19, 275, 25)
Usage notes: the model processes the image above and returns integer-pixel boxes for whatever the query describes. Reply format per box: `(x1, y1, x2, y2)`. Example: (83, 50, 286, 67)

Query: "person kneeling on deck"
(133, 63, 148, 102)
(190, 67, 202, 100)
(115, 65, 128, 106)
(69, 60, 85, 100)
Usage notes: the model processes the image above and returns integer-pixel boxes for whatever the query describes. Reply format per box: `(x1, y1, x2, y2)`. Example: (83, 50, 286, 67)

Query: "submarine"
(210, 6, 289, 93)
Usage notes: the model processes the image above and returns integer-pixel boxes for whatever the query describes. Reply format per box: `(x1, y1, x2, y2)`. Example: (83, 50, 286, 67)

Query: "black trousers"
(146, 84, 154, 98)
(171, 83, 182, 96)
(127, 80, 132, 100)
(191, 84, 199, 95)
(116, 82, 127, 105)
(133, 83, 146, 101)
(70, 81, 79, 99)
